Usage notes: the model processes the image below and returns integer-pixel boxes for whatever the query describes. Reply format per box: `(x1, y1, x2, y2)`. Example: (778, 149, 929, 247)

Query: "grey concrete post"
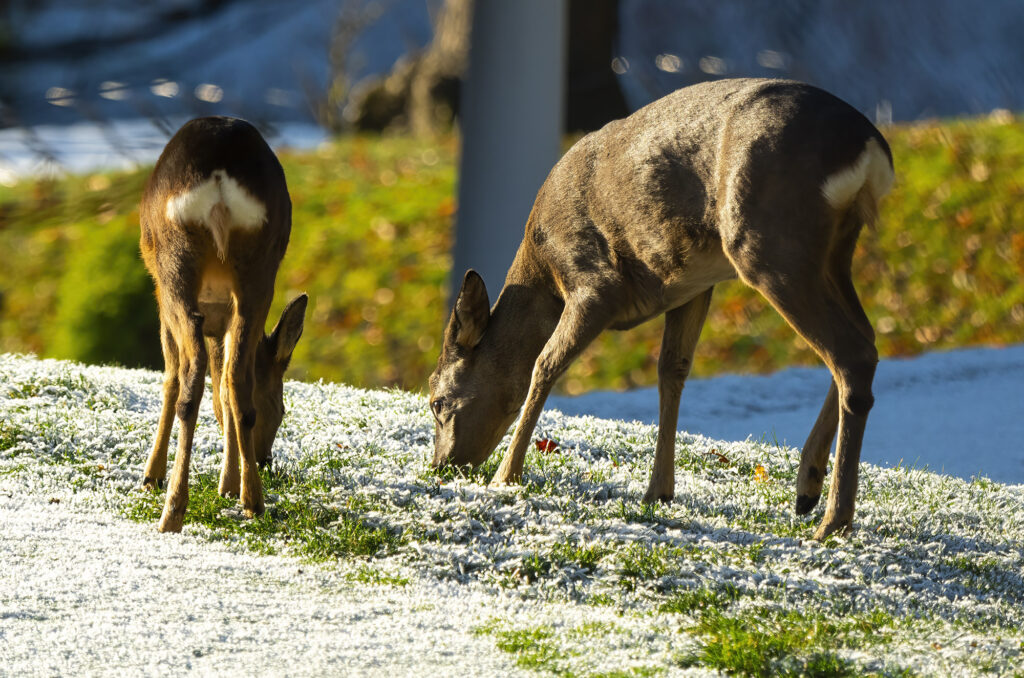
(451, 0, 568, 303)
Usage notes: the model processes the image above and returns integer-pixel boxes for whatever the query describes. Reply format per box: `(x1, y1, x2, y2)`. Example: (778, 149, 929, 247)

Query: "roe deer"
(429, 79, 893, 540)
(140, 117, 307, 533)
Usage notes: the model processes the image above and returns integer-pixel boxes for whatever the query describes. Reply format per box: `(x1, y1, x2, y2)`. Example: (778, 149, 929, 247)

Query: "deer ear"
(269, 293, 308, 366)
(447, 270, 490, 349)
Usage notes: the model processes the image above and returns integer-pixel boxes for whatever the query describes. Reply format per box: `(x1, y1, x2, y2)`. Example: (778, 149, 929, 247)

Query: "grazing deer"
(429, 79, 893, 540)
(139, 117, 307, 533)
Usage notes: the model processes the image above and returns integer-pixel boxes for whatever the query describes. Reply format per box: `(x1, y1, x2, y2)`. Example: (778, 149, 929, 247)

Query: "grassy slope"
(1, 115, 1022, 393)
(2, 352, 1022, 676)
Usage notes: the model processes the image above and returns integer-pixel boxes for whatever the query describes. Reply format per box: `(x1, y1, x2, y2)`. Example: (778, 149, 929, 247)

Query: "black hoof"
(142, 476, 165, 490)
(795, 494, 820, 515)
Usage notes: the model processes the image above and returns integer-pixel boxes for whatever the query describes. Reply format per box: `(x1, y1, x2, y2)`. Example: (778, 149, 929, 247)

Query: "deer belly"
(663, 247, 737, 305)
(198, 263, 234, 337)
(611, 249, 736, 329)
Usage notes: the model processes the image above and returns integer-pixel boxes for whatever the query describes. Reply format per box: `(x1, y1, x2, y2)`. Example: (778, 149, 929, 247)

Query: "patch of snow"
(551, 344, 1024, 485)
(6, 0, 433, 126)
(0, 491, 534, 677)
(0, 119, 327, 178)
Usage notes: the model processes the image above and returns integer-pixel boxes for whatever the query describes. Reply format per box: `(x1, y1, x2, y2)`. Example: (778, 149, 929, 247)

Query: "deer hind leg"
(143, 324, 179, 490)
(749, 275, 875, 539)
(159, 307, 208, 533)
(795, 214, 877, 517)
(224, 298, 271, 518)
(491, 290, 616, 487)
(644, 287, 713, 504)
(207, 336, 241, 498)
(795, 380, 839, 514)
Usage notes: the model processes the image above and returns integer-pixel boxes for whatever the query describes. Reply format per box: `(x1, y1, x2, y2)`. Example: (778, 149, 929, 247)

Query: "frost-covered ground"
(2, 350, 1023, 676)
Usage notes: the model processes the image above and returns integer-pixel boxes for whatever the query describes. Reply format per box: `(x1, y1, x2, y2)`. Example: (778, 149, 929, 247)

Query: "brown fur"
(139, 117, 307, 533)
(429, 79, 893, 541)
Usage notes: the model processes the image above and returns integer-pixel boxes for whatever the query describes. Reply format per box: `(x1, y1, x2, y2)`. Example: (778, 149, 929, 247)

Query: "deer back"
(516, 79, 892, 321)
(140, 117, 291, 291)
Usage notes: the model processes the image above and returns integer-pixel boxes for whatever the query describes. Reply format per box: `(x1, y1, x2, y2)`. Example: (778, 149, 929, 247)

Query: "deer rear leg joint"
(843, 392, 875, 417)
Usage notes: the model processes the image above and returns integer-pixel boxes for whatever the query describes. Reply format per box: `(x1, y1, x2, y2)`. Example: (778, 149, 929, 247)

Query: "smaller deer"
(139, 117, 307, 533)
(429, 79, 893, 540)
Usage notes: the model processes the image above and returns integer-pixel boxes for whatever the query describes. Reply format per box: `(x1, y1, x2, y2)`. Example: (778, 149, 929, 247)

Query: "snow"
(6, 0, 433, 127)
(551, 344, 1024, 485)
(0, 492, 533, 677)
(1, 348, 1023, 675)
(0, 119, 326, 179)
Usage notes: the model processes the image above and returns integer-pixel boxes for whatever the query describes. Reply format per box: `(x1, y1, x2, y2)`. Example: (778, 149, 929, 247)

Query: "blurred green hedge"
(49, 212, 162, 369)
(1, 115, 1022, 393)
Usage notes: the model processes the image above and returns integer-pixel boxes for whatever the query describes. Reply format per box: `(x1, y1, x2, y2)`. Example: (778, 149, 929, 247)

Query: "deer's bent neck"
(486, 273, 563, 402)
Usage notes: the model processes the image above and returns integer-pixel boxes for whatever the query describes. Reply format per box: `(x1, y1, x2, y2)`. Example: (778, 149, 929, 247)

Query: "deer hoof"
(240, 492, 265, 519)
(642, 488, 674, 505)
(812, 515, 853, 542)
(158, 509, 184, 533)
(488, 474, 520, 489)
(242, 503, 265, 520)
(795, 494, 820, 515)
(218, 478, 240, 498)
(141, 476, 165, 491)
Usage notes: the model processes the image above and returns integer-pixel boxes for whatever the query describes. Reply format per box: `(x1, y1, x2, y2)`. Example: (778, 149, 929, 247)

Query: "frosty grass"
(1, 353, 1022, 676)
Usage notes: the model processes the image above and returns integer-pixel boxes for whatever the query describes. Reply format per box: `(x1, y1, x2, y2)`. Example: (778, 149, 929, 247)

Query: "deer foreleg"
(644, 287, 712, 504)
(491, 292, 613, 487)
(225, 316, 266, 519)
(207, 336, 241, 498)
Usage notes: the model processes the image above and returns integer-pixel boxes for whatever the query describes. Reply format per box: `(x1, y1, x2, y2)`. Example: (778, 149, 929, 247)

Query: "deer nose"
(431, 448, 451, 470)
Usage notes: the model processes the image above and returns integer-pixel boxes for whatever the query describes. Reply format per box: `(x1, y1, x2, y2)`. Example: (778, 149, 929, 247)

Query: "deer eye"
(430, 398, 446, 421)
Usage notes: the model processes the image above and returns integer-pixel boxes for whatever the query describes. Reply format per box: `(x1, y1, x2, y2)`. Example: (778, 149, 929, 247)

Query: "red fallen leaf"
(703, 449, 731, 465)
(535, 438, 560, 453)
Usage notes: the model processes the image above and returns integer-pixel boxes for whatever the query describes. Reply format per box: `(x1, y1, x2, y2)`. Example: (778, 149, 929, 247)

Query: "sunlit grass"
(125, 464, 404, 561)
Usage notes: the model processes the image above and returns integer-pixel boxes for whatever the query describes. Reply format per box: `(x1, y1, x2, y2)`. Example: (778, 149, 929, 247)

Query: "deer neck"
(486, 279, 562, 402)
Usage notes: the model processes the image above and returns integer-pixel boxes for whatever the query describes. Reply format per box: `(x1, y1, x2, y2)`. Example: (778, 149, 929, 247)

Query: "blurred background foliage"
(49, 211, 162, 369)
(1, 113, 1022, 394)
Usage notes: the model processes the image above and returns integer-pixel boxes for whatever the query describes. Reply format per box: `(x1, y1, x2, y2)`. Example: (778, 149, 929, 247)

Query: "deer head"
(429, 270, 528, 469)
(250, 294, 308, 464)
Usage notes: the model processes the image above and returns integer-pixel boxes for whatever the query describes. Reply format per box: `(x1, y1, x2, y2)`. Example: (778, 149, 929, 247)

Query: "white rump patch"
(820, 138, 894, 210)
(165, 169, 267, 259)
